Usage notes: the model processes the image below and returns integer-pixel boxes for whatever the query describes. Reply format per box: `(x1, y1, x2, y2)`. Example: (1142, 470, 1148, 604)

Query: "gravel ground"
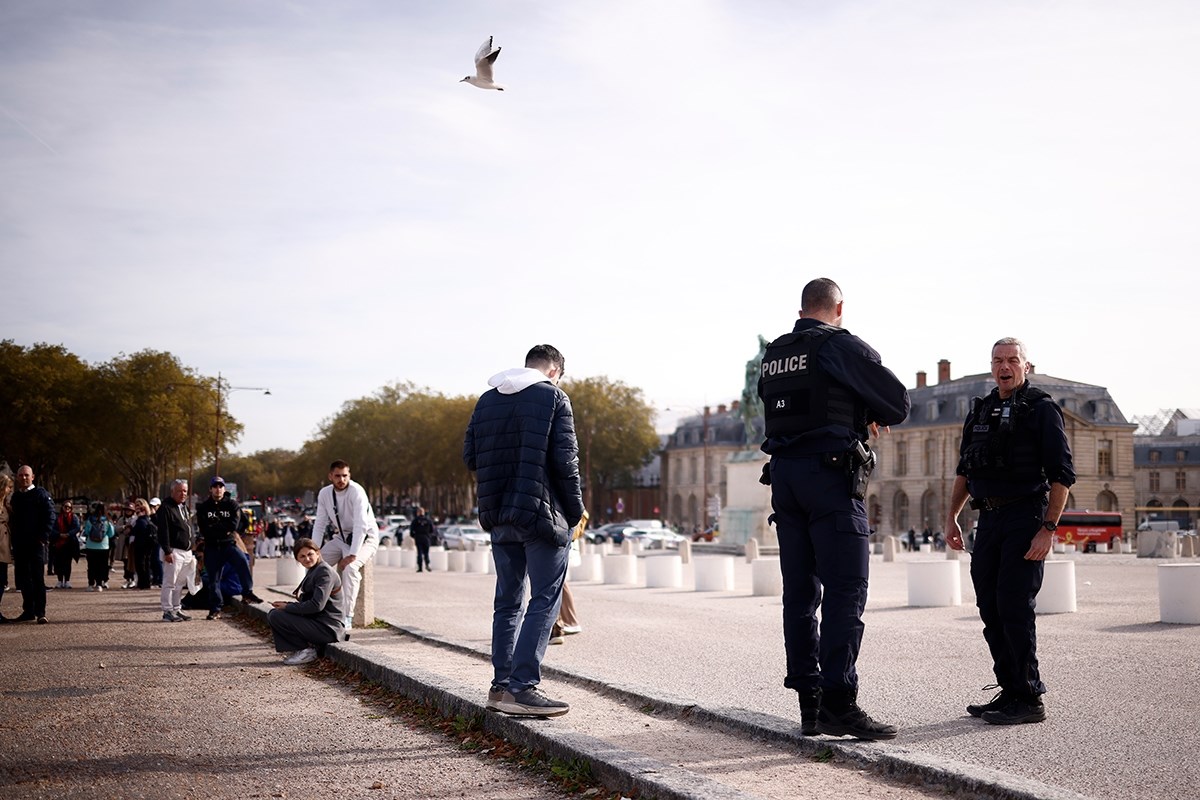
(0, 584, 576, 800)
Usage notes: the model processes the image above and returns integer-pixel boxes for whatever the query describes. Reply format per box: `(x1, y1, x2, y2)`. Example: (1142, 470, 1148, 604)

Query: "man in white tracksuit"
(312, 460, 378, 632)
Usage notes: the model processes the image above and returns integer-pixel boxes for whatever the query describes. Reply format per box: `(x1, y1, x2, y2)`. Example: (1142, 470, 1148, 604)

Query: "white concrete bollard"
(1037, 560, 1077, 614)
(1053, 543, 1066, 554)
(883, 535, 896, 563)
(400, 549, 417, 569)
(751, 557, 783, 596)
(1063, 544, 1076, 554)
(906, 561, 962, 607)
(1122, 541, 1135, 554)
(276, 557, 304, 586)
(1159, 563, 1200, 624)
(570, 553, 603, 583)
(644, 555, 684, 588)
(603, 554, 639, 585)
(1094, 542, 1108, 554)
(465, 550, 490, 573)
(678, 539, 692, 565)
(694, 556, 736, 592)
(945, 546, 960, 560)
(447, 550, 466, 572)
(621, 539, 634, 555)
(428, 548, 448, 571)
(745, 538, 760, 563)
(919, 543, 933, 553)
(380, 547, 399, 567)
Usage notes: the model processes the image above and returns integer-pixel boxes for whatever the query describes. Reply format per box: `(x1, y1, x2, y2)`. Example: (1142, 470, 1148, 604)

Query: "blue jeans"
(205, 542, 254, 612)
(491, 537, 569, 694)
(769, 454, 871, 694)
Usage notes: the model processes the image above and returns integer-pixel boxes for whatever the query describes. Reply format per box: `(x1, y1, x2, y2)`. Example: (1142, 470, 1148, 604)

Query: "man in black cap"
(196, 477, 262, 620)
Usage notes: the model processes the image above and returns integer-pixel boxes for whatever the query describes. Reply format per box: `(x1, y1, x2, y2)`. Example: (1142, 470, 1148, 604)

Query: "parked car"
(440, 524, 490, 551)
(378, 524, 407, 547)
(622, 527, 688, 549)
(587, 522, 634, 544)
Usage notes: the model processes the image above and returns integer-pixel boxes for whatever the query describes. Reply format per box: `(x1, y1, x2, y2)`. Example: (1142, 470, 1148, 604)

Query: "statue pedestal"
(718, 450, 775, 548)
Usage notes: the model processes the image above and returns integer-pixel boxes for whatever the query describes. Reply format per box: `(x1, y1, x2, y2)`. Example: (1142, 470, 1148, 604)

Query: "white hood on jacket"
(488, 367, 551, 395)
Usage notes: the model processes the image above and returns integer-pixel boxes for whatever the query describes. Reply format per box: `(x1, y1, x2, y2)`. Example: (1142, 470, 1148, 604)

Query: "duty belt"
(970, 495, 1039, 512)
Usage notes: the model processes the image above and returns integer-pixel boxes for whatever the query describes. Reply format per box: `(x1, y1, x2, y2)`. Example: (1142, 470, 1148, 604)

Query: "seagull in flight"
(461, 36, 504, 91)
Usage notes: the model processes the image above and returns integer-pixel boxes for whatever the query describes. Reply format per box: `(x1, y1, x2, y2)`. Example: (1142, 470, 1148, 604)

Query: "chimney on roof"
(1028, 363, 1036, 373)
(916, 371, 927, 388)
(937, 359, 951, 383)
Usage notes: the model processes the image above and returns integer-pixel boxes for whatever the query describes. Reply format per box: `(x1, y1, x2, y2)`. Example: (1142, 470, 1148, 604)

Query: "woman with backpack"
(83, 502, 115, 591)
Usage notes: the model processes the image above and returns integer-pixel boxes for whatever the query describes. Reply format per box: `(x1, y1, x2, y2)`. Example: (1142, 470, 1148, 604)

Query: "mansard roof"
(897, 372, 1135, 430)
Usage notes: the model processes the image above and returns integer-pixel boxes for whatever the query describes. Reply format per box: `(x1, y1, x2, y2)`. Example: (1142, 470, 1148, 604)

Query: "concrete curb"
(246, 601, 1091, 800)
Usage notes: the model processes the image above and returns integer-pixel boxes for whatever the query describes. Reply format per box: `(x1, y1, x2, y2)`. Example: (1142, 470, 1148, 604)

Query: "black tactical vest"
(957, 384, 1051, 482)
(759, 324, 866, 439)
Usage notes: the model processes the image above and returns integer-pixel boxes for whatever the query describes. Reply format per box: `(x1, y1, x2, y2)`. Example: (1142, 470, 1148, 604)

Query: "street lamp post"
(167, 372, 269, 485)
(212, 372, 270, 476)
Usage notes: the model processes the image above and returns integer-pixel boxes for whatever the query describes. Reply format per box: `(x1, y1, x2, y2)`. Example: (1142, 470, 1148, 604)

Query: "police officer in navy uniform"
(758, 278, 909, 740)
(946, 337, 1074, 725)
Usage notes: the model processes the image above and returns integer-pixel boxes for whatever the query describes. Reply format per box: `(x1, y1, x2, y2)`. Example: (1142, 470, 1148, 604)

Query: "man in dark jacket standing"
(463, 344, 585, 718)
(196, 476, 262, 620)
(409, 507, 436, 572)
(10, 465, 56, 623)
(758, 278, 910, 740)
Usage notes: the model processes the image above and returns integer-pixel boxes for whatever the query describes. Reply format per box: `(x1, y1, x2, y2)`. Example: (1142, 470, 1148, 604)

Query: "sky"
(3, 1, 1198, 454)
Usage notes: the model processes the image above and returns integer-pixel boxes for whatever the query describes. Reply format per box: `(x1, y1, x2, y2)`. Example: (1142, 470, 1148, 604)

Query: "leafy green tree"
(0, 340, 92, 496)
(89, 351, 230, 499)
(562, 376, 660, 512)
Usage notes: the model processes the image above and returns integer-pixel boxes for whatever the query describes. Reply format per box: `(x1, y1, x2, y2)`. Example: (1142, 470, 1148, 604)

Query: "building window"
(927, 401, 938, 421)
(1150, 450, 1161, 464)
(1177, 471, 1187, 491)
(1149, 471, 1160, 492)
(1177, 450, 1188, 463)
(1098, 439, 1113, 477)
(924, 438, 937, 476)
(893, 491, 910, 531)
(896, 441, 908, 476)
(957, 397, 969, 418)
(689, 456, 697, 484)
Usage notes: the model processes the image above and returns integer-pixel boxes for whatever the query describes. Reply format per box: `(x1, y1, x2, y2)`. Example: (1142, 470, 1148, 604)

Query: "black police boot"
(982, 695, 1046, 725)
(798, 689, 821, 736)
(816, 687, 898, 741)
(967, 684, 1011, 718)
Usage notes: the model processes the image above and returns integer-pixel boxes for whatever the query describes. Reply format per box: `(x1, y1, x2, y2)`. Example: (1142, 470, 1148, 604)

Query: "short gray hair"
(992, 337, 1028, 361)
(170, 478, 188, 490)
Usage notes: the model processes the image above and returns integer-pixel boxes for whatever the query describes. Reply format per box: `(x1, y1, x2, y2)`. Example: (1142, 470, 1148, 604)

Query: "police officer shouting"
(758, 278, 909, 740)
(946, 338, 1074, 725)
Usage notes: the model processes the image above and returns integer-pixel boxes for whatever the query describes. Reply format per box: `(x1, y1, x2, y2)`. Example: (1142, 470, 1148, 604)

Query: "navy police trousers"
(769, 454, 871, 694)
(970, 495, 1048, 698)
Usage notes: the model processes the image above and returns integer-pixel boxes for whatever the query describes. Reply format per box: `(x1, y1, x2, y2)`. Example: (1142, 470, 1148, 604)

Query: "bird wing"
(473, 36, 501, 81)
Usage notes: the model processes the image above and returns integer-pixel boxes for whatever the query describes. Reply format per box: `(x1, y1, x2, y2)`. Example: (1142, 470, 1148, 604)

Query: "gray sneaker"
(495, 687, 570, 718)
(161, 612, 182, 622)
(486, 685, 505, 711)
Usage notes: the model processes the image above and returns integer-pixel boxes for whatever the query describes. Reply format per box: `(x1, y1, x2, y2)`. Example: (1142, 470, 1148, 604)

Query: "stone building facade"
(869, 360, 1137, 537)
(1131, 409, 1200, 529)
(661, 402, 750, 532)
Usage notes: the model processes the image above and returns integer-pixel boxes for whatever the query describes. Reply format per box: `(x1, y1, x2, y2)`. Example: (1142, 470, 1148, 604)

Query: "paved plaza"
(305, 544, 1200, 800)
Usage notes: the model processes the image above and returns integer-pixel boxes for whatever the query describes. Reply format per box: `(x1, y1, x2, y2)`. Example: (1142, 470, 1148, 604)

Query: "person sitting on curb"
(268, 538, 344, 666)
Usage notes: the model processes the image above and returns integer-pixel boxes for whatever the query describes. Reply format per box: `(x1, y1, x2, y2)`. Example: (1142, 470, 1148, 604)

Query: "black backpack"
(88, 519, 107, 543)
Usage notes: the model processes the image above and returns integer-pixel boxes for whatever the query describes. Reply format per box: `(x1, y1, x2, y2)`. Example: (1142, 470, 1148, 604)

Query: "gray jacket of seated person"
(274, 560, 344, 641)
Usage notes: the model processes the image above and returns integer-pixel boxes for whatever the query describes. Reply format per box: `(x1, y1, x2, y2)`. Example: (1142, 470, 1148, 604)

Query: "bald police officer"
(946, 337, 1074, 725)
(758, 278, 909, 740)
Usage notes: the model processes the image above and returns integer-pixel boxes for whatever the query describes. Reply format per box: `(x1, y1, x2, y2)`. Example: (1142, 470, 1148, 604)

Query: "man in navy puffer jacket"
(463, 344, 584, 718)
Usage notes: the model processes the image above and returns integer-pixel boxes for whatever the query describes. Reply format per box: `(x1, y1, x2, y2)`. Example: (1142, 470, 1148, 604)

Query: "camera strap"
(330, 489, 348, 542)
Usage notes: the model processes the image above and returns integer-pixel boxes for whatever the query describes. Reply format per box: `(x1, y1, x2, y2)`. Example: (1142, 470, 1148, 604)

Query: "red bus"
(1056, 511, 1122, 551)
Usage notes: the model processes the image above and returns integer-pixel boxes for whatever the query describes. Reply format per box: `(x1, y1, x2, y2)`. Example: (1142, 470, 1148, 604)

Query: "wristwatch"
(1041, 520, 1058, 532)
